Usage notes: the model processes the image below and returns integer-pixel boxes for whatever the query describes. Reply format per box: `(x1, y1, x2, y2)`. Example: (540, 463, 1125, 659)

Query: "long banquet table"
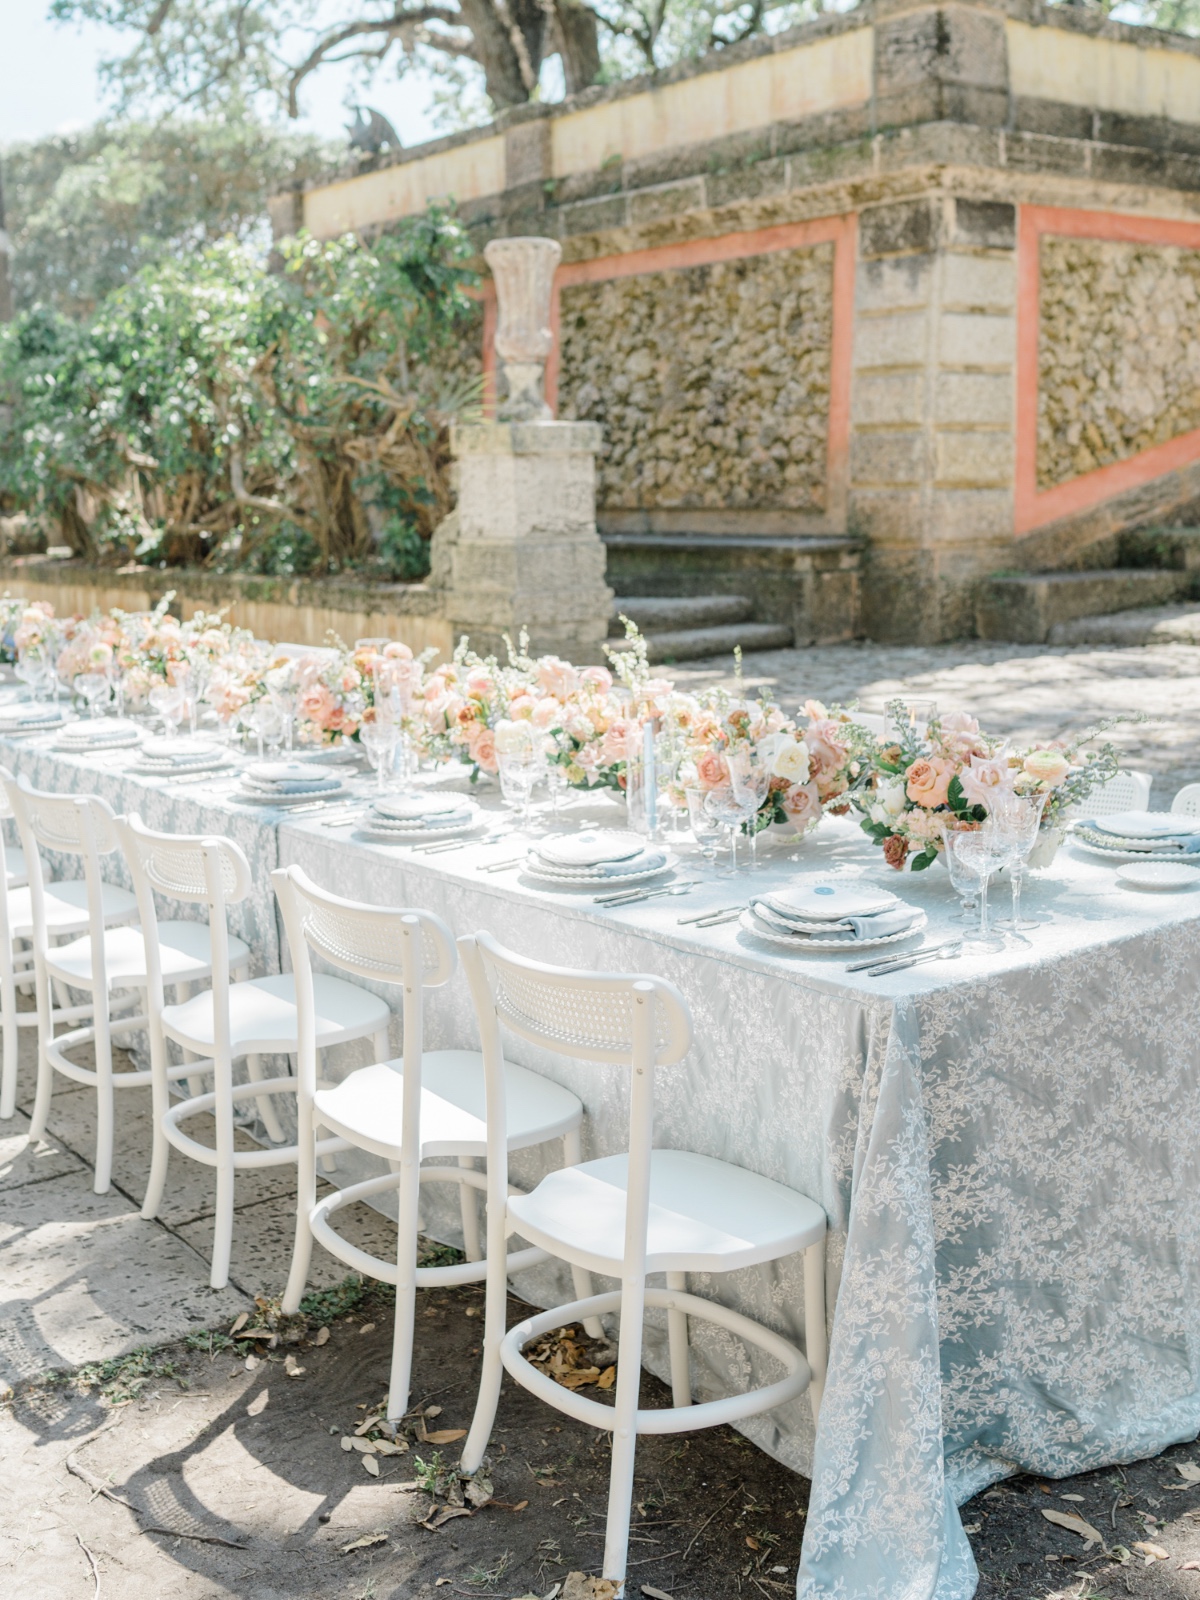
(5, 724, 1200, 1600)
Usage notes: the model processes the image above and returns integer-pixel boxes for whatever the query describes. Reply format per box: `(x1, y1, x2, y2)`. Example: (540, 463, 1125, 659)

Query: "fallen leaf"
(1180, 1561, 1200, 1571)
(558, 1368, 602, 1389)
(1059, 1494, 1085, 1502)
(314, 1326, 330, 1347)
(351, 1439, 376, 1455)
(373, 1440, 408, 1456)
(420, 1505, 473, 1531)
(1041, 1508, 1104, 1547)
(340, 1531, 387, 1554)
(284, 1355, 304, 1378)
(229, 1312, 248, 1335)
(1177, 1463, 1200, 1484)
(596, 1366, 616, 1390)
(423, 1405, 442, 1419)
(1132, 1541, 1170, 1564)
(245, 1391, 268, 1417)
(561, 1576, 620, 1600)
(746, 1535, 761, 1550)
(363, 1456, 380, 1477)
(464, 1475, 493, 1509)
(244, 1355, 259, 1372)
(360, 1322, 376, 1336)
(423, 1428, 467, 1445)
(435, 1580, 452, 1588)
(642, 1589, 674, 1600)
(354, 1415, 381, 1437)
(340, 1436, 354, 1452)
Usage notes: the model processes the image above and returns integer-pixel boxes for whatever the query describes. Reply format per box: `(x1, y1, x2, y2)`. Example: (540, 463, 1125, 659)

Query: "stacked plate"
(55, 718, 143, 753)
(523, 829, 674, 888)
(0, 702, 66, 733)
(357, 791, 480, 843)
(130, 738, 233, 779)
(1072, 811, 1200, 863)
(234, 761, 349, 806)
(741, 880, 927, 952)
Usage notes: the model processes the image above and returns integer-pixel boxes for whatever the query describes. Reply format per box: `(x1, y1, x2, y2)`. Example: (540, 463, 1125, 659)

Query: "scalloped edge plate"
(738, 906, 927, 952)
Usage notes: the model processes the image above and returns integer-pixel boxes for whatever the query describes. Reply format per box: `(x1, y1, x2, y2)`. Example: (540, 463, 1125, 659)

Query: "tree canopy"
(2, 117, 333, 318)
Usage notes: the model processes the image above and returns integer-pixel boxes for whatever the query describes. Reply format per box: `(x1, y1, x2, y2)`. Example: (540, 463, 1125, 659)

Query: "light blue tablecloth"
(6, 718, 1200, 1600)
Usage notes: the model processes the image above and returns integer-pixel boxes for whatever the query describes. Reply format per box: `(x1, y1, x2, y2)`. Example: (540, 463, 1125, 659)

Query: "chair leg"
(373, 1025, 391, 1063)
(803, 1237, 828, 1424)
(563, 1128, 604, 1339)
(282, 1096, 316, 1315)
(460, 1187, 512, 1476)
(92, 991, 115, 1196)
(246, 1052, 286, 1143)
(141, 1018, 171, 1221)
(210, 1048, 236, 1290)
(458, 1156, 482, 1262)
(0, 966, 18, 1120)
(665, 1270, 691, 1409)
(27, 957, 54, 1141)
(602, 1277, 648, 1586)
(386, 1144, 422, 1423)
(175, 981, 207, 1101)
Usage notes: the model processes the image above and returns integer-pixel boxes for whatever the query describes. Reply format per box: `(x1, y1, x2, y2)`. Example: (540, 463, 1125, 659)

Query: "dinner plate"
(233, 784, 350, 807)
(1090, 810, 1198, 840)
(57, 729, 143, 751)
(1116, 861, 1200, 891)
(522, 856, 675, 889)
(373, 793, 473, 822)
(739, 907, 927, 952)
(1070, 833, 1200, 864)
(356, 818, 481, 844)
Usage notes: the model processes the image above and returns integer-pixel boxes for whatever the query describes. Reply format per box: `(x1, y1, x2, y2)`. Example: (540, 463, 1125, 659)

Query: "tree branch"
(286, 7, 463, 115)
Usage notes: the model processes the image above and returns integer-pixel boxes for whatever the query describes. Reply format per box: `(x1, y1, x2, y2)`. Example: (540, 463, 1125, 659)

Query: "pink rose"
(958, 756, 1016, 810)
(531, 696, 562, 729)
(383, 641, 413, 660)
(598, 722, 629, 765)
(465, 668, 495, 698)
(469, 726, 497, 773)
(508, 694, 536, 720)
(806, 723, 848, 784)
(581, 666, 613, 693)
(783, 781, 822, 832)
(536, 656, 579, 700)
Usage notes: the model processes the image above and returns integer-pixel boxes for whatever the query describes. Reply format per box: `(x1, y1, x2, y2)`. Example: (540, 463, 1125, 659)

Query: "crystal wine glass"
(953, 823, 1012, 952)
(148, 683, 186, 738)
(497, 749, 542, 830)
(704, 783, 756, 875)
(75, 672, 110, 719)
(726, 748, 771, 872)
(990, 791, 1049, 936)
(685, 786, 725, 873)
(360, 719, 399, 794)
(940, 822, 982, 923)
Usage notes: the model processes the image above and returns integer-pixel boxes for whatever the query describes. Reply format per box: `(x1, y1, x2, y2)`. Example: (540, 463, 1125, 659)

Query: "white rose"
(879, 778, 907, 818)
(493, 718, 534, 756)
(771, 738, 811, 784)
(868, 802, 891, 825)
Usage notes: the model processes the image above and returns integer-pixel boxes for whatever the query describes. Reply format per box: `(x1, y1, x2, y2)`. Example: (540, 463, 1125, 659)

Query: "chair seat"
(312, 1050, 583, 1162)
(508, 1150, 827, 1275)
(46, 922, 250, 990)
(161, 971, 389, 1056)
(6, 879, 138, 939)
(6, 845, 26, 889)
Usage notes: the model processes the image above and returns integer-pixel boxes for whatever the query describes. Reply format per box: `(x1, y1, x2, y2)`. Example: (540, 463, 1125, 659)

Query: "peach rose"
(531, 696, 562, 729)
(958, 756, 1015, 810)
(507, 693, 536, 720)
(383, 641, 414, 660)
(782, 781, 822, 833)
(581, 666, 613, 693)
(883, 834, 910, 870)
(1023, 748, 1072, 787)
(695, 750, 729, 790)
(465, 668, 495, 698)
(536, 656, 579, 700)
(905, 756, 954, 808)
(469, 725, 497, 773)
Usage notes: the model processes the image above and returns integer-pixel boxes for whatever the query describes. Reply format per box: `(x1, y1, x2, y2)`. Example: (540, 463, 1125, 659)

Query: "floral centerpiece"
(855, 700, 1136, 869)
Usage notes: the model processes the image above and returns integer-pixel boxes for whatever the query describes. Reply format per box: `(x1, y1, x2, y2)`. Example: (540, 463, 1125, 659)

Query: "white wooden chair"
(4, 774, 149, 1183)
(1067, 769, 1152, 817)
(457, 932, 828, 1592)
(120, 818, 391, 1289)
(1171, 783, 1200, 817)
(272, 864, 587, 1423)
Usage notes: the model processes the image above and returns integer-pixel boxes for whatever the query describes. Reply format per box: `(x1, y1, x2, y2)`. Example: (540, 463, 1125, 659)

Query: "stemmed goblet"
(726, 747, 771, 872)
(947, 822, 1012, 953)
(990, 791, 1049, 937)
(685, 786, 725, 873)
(360, 717, 399, 794)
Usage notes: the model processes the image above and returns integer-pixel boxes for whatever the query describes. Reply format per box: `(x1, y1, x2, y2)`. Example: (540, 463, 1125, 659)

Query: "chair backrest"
(459, 930, 693, 1279)
(1067, 769, 1152, 818)
(1172, 783, 1200, 817)
(271, 865, 454, 1140)
(117, 815, 252, 1021)
(4, 771, 120, 977)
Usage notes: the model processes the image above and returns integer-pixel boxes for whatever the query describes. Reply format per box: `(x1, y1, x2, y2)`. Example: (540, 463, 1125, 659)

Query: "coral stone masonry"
(279, 0, 1200, 643)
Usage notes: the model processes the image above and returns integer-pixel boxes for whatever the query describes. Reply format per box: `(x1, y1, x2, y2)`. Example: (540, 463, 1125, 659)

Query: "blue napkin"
(1080, 820, 1200, 852)
(752, 901, 921, 941)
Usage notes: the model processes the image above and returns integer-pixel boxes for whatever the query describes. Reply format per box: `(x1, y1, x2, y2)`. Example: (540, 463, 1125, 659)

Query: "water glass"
(685, 786, 725, 872)
(704, 783, 756, 875)
(149, 683, 186, 738)
(497, 749, 542, 829)
(727, 748, 771, 871)
(360, 719, 399, 793)
(951, 823, 1012, 951)
(940, 821, 981, 922)
(75, 672, 110, 718)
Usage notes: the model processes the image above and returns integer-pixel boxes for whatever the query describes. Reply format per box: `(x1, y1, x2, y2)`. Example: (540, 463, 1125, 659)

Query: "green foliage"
(0, 206, 479, 574)
(2, 118, 333, 318)
(298, 1274, 379, 1326)
(63, 1346, 185, 1402)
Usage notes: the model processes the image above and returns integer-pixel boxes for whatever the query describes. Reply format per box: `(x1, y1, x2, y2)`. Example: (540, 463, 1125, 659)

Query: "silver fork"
(595, 879, 698, 907)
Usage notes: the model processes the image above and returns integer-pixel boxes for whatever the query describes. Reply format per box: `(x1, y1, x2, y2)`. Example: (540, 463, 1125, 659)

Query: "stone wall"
(1038, 236, 1200, 491)
(556, 245, 833, 515)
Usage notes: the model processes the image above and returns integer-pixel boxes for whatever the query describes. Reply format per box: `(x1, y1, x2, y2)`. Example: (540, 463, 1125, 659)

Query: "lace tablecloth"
(5, 726, 1200, 1600)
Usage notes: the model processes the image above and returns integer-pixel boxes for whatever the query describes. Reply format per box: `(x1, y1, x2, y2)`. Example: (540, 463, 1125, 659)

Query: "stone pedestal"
(430, 420, 613, 662)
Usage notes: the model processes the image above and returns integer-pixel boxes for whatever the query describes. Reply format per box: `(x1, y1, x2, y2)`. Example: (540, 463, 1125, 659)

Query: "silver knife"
(677, 903, 744, 925)
(595, 879, 697, 907)
(858, 943, 963, 978)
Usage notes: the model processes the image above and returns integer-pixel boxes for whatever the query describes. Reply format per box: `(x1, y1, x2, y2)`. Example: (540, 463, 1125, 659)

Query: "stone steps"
(1048, 603, 1200, 647)
(609, 615, 794, 662)
(609, 594, 754, 636)
(976, 568, 1197, 644)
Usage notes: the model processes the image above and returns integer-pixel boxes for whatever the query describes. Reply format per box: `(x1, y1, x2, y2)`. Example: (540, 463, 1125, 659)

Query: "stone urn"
(484, 236, 562, 421)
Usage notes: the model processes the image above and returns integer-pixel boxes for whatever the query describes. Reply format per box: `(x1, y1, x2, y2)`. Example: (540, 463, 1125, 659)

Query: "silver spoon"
(595, 879, 698, 907)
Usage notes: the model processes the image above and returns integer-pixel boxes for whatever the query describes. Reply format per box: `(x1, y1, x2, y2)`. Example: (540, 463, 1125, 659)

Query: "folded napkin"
(245, 761, 341, 794)
(60, 718, 140, 744)
(0, 704, 63, 727)
(1079, 820, 1200, 853)
(373, 793, 472, 822)
(751, 900, 921, 942)
(535, 849, 668, 878)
